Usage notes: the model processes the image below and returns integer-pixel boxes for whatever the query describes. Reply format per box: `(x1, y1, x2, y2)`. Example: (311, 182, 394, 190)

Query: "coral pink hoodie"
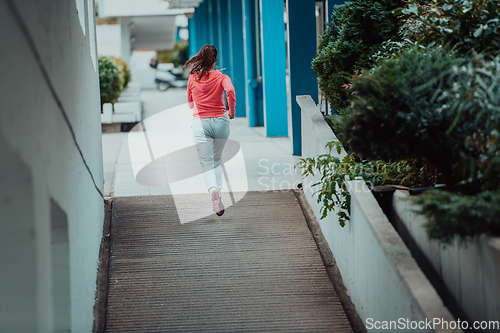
(187, 70, 236, 119)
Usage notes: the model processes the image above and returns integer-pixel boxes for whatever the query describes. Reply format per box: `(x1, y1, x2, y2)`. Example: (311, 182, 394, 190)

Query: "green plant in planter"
(312, 0, 403, 109)
(343, 48, 500, 193)
(297, 142, 425, 226)
(98, 56, 123, 107)
(342, 47, 458, 183)
(412, 190, 500, 243)
(326, 107, 353, 144)
(401, 0, 500, 57)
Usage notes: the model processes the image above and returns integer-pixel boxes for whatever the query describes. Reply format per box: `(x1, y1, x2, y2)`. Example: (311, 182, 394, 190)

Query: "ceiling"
(97, 0, 204, 51)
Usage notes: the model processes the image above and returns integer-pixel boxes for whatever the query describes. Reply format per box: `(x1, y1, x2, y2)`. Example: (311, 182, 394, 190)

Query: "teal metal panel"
(286, 0, 318, 155)
(259, 0, 288, 137)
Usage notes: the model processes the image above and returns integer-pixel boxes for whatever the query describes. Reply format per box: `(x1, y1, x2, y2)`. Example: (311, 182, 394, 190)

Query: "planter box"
(101, 102, 142, 124)
(297, 95, 461, 332)
(393, 191, 500, 332)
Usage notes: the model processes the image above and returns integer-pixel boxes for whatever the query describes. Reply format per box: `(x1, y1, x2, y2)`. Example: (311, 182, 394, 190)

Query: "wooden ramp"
(105, 190, 353, 332)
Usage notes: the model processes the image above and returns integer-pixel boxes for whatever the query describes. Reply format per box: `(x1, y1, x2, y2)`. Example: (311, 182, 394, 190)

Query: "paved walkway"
(102, 88, 354, 331)
(106, 191, 353, 332)
(102, 88, 302, 198)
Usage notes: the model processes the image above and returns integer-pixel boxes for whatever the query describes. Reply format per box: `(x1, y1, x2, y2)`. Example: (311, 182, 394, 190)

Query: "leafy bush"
(98, 56, 123, 107)
(312, 0, 403, 109)
(298, 142, 426, 225)
(343, 47, 500, 193)
(305, 0, 500, 242)
(110, 57, 131, 89)
(437, 54, 500, 193)
(325, 107, 353, 144)
(412, 190, 500, 242)
(341, 47, 458, 181)
(402, 0, 500, 56)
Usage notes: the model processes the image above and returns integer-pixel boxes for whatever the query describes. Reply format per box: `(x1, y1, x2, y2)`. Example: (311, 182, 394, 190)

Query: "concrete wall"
(96, 24, 122, 58)
(0, 1, 104, 332)
(298, 95, 460, 332)
(393, 191, 500, 332)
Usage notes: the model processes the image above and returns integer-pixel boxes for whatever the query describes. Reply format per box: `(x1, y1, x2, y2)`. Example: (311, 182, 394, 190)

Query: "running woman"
(183, 45, 236, 216)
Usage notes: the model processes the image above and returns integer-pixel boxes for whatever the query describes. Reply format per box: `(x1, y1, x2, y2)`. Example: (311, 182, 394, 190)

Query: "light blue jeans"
(191, 115, 230, 193)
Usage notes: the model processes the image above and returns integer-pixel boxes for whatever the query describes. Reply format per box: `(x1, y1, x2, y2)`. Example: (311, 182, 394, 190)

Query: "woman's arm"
(187, 75, 194, 109)
(222, 76, 236, 118)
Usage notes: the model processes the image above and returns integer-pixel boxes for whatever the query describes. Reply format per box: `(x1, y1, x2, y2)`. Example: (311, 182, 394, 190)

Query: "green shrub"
(326, 107, 353, 144)
(110, 57, 131, 89)
(341, 47, 458, 182)
(412, 190, 500, 242)
(298, 141, 426, 225)
(99, 56, 123, 107)
(312, 0, 403, 109)
(438, 54, 500, 192)
(402, 0, 500, 56)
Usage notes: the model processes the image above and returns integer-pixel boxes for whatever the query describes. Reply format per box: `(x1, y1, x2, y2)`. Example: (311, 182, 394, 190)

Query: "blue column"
(209, 0, 222, 68)
(188, 16, 197, 58)
(198, 1, 209, 47)
(286, 0, 318, 155)
(229, 0, 246, 117)
(218, 0, 229, 70)
(243, 0, 259, 125)
(259, 0, 288, 137)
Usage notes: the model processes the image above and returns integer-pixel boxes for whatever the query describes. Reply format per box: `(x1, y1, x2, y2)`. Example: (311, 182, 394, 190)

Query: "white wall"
(98, 0, 193, 17)
(298, 95, 459, 332)
(0, 1, 104, 332)
(96, 24, 122, 58)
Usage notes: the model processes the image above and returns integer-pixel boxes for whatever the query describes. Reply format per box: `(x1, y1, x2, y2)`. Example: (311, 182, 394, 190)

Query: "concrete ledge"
(347, 181, 459, 333)
(298, 94, 462, 332)
(393, 190, 500, 332)
(101, 102, 142, 124)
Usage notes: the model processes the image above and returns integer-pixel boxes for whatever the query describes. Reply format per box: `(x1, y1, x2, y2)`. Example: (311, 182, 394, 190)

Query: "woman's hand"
(229, 113, 235, 119)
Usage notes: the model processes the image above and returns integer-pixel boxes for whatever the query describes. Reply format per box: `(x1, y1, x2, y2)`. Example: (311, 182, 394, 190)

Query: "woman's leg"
(211, 116, 230, 190)
(191, 118, 218, 193)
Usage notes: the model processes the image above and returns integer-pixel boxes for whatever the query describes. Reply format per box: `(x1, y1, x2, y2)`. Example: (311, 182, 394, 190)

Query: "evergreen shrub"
(98, 56, 123, 107)
(312, 0, 403, 109)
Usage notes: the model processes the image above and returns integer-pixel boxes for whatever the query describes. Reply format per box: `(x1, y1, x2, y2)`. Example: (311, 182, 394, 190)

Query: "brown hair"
(183, 45, 218, 81)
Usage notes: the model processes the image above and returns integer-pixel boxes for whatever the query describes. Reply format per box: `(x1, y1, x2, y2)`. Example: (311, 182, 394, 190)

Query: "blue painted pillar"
(218, 0, 229, 70)
(188, 15, 197, 58)
(243, 0, 259, 125)
(207, 0, 215, 45)
(210, 0, 222, 68)
(229, 0, 246, 117)
(259, 0, 288, 137)
(286, 0, 318, 155)
(198, 1, 209, 47)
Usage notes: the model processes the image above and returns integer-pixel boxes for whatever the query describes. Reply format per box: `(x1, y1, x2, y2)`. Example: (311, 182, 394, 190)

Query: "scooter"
(153, 63, 188, 91)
